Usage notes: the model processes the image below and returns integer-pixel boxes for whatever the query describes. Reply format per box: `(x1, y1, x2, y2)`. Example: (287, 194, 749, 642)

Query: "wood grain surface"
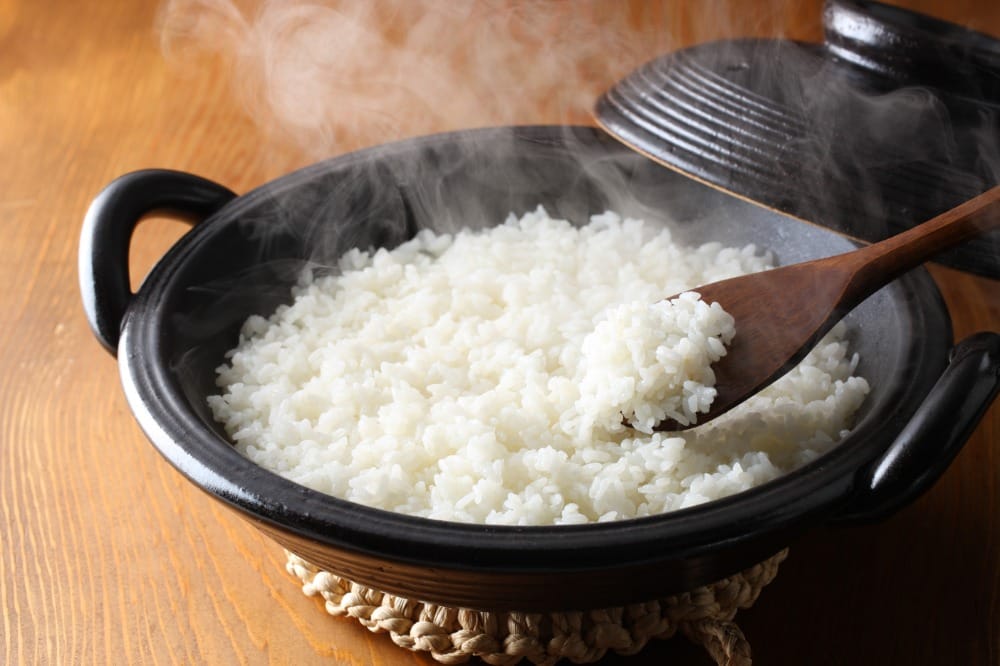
(2, 1, 998, 664)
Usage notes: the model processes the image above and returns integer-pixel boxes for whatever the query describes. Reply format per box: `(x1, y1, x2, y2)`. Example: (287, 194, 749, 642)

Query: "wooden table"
(3, 1, 998, 663)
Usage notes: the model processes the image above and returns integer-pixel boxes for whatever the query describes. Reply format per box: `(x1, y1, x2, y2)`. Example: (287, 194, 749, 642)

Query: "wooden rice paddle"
(651, 184, 1000, 431)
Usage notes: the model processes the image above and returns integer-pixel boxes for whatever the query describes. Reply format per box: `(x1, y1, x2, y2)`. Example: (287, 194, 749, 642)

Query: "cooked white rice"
(576, 293, 735, 435)
(209, 207, 870, 525)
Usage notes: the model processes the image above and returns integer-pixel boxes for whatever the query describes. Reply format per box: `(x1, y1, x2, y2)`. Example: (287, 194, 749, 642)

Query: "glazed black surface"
(824, 0, 1000, 101)
(596, 0, 1000, 278)
(85, 126, 1000, 609)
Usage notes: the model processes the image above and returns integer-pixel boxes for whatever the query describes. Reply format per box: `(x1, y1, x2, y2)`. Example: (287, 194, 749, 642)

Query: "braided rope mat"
(285, 548, 787, 665)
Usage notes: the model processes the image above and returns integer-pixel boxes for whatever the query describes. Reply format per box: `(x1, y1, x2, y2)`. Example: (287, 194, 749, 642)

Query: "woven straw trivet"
(285, 548, 787, 666)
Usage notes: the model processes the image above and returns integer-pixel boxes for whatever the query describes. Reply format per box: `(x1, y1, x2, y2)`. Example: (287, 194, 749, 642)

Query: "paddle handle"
(843, 185, 1000, 299)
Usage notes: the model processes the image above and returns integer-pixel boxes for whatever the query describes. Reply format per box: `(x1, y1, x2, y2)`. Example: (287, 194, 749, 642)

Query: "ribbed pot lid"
(595, 0, 1000, 278)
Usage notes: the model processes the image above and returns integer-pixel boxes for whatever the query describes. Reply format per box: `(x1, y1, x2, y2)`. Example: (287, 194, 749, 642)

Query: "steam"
(157, 0, 999, 275)
(158, 0, 669, 159)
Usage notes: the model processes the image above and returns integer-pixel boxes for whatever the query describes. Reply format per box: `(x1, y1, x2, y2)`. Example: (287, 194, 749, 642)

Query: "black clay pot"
(79, 126, 1000, 611)
(596, 0, 1000, 278)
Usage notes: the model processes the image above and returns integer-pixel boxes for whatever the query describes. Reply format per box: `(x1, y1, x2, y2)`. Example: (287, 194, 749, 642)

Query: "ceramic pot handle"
(834, 331, 1000, 524)
(79, 169, 236, 356)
